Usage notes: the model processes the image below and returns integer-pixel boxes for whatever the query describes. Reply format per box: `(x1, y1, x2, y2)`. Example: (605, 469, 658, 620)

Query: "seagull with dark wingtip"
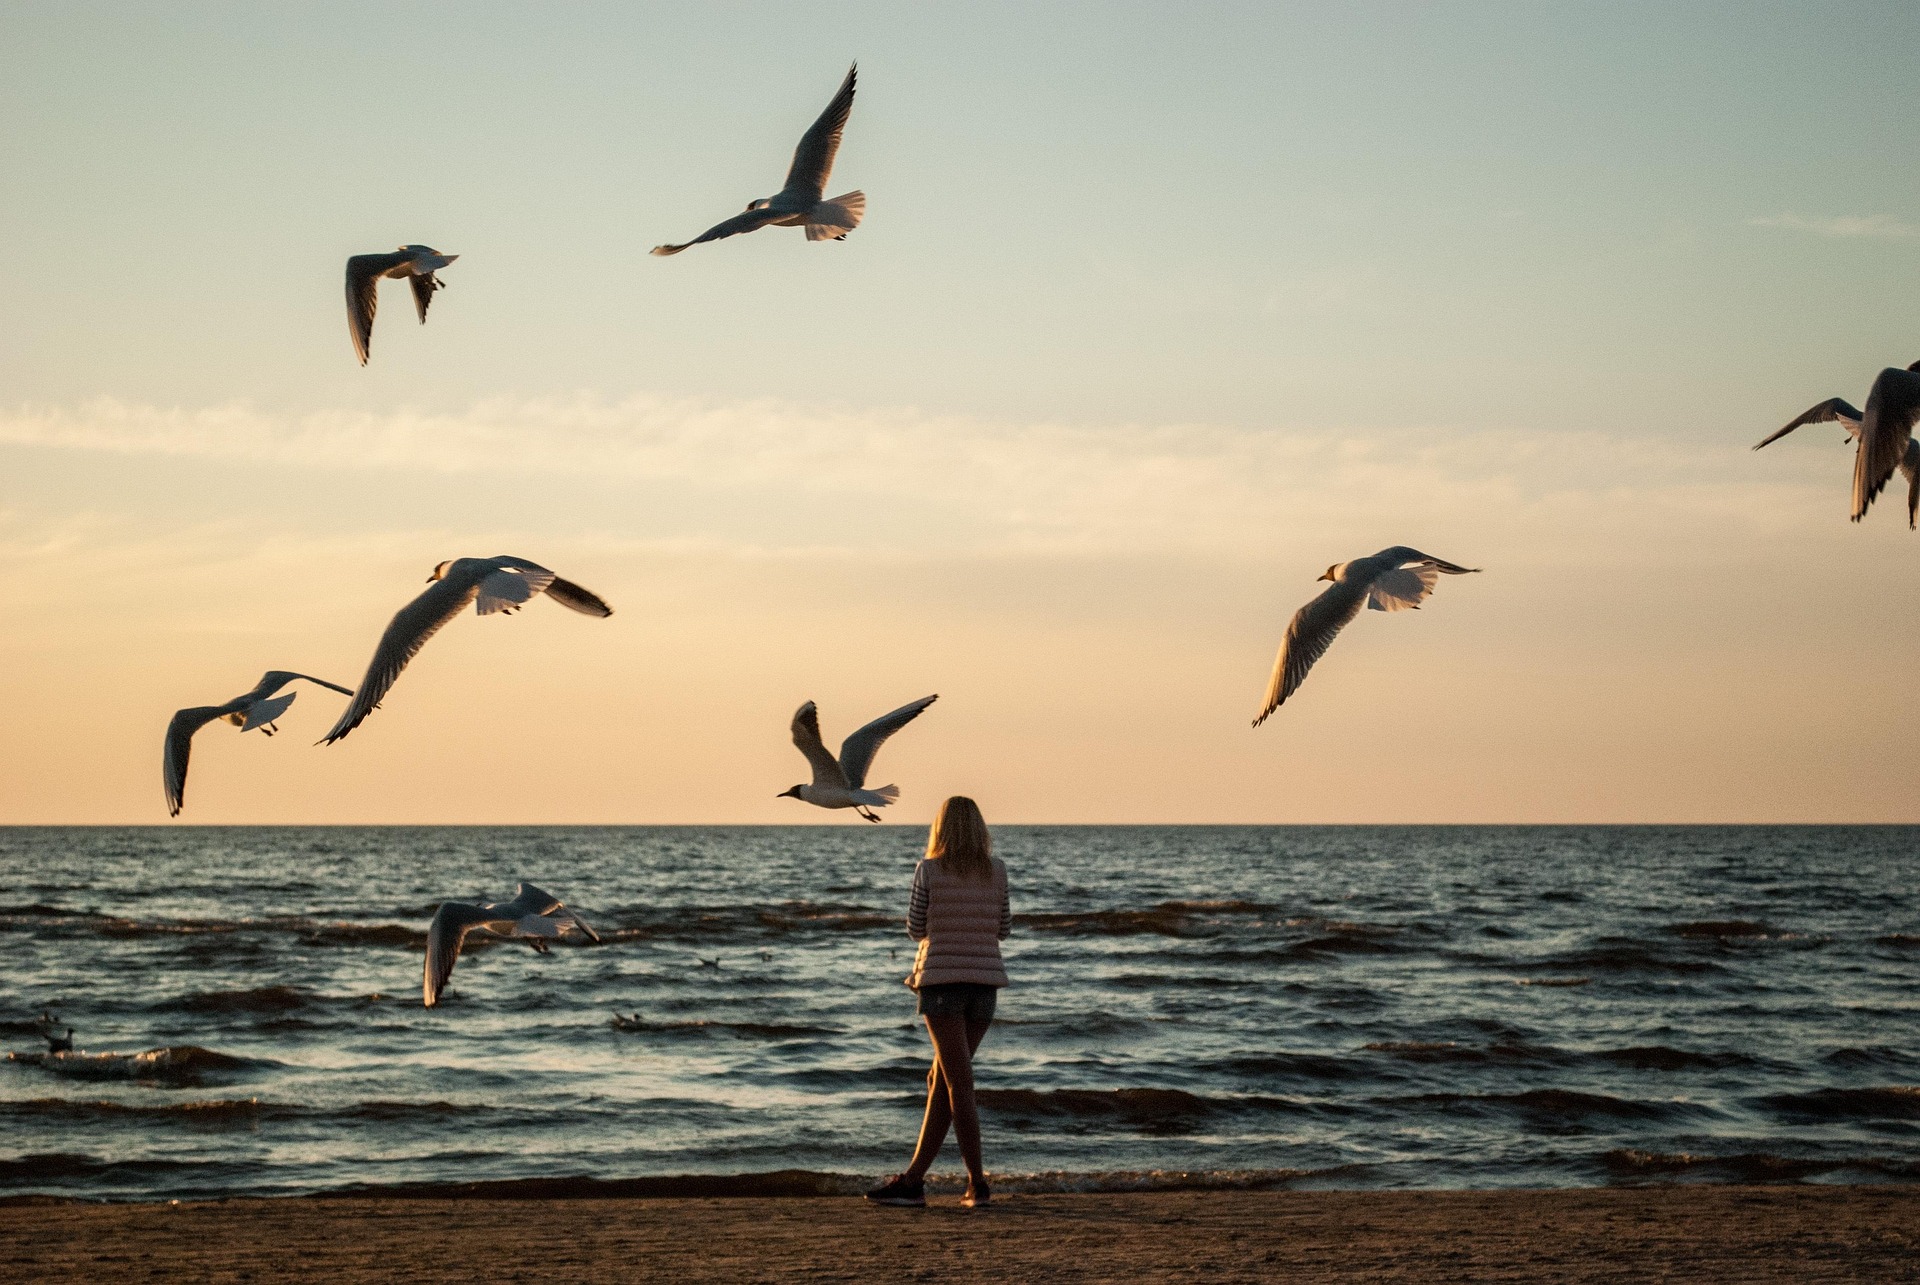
(164, 670, 356, 815)
(423, 882, 599, 1008)
(1253, 547, 1480, 726)
(778, 694, 937, 822)
(1754, 361, 1920, 528)
(319, 556, 612, 745)
(344, 244, 458, 365)
(652, 64, 865, 256)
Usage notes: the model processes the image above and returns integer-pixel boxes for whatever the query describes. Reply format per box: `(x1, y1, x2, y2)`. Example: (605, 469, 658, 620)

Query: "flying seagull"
(164, 671, 356, 815)
(320, 556, 613, 745)
(1253, 548, 1480, 726)
(423, 882, 600, 1008)
(779, 694, 937, 821)
(652, 64, 864, 256)
(345, 245, 458, 365)
(1754, 363, 1920, 528)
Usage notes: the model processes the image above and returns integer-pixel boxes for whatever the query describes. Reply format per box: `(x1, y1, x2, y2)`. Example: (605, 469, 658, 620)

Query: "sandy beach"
(3, 1185, 1914, 1282)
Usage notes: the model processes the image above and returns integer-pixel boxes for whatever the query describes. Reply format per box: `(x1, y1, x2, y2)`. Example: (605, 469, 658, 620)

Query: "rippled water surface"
(2, 825, 1916, 1200)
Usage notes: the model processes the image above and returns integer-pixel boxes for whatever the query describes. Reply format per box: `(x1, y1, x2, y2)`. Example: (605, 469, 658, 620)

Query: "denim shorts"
(915, 982, 999, 1022)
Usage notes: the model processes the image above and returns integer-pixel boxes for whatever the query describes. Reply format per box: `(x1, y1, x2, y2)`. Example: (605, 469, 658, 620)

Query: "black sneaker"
(961, 1181, 991, 1209)
(864, 1174, 926, 1207)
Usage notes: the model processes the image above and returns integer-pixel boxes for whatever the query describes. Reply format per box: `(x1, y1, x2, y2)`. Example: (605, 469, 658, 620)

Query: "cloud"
(0, 394, 1827, 566)
(1747, 212, 1920, 240)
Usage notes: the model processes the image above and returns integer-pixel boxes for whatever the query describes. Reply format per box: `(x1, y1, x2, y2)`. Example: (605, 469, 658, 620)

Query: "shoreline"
(3, 1185, 1914, 1282)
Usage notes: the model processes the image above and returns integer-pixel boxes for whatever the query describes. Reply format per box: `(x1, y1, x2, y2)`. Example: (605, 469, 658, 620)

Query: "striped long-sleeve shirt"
(904, 856, 1011, 988)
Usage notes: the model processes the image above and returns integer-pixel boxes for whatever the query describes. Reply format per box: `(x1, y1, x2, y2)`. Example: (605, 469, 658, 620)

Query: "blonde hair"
(926, 796, 993, 882)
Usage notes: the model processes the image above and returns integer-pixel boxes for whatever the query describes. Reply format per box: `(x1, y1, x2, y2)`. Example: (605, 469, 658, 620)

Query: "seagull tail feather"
(806, 191, 865, 241)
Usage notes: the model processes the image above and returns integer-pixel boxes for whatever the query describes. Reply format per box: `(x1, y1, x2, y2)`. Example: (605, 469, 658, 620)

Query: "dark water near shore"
(2, 826, 1916, 1201)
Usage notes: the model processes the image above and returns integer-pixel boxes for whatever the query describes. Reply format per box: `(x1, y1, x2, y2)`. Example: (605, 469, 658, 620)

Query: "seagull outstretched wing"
(1254, 579, 1369, 726)
(162, 706, 227, 816)
(321, 576, 478, 744)
(790, 702, 850, 789)
(651, 206, 789, 257)
(782, 63, 856, 202)
(1754, 397, 1864, 451)
(1852, 367, 1920, 522)
(344, 251, 411, 365)
(424, 902, 499, 1008)
(838, 694, 937, 790)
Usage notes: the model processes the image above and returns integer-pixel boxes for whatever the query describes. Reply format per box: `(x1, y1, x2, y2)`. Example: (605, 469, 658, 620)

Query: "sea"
(2, 825, 1916, 1202)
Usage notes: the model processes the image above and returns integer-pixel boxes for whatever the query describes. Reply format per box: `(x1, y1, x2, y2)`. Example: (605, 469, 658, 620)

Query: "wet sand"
(3, 1185, 1915, 1282)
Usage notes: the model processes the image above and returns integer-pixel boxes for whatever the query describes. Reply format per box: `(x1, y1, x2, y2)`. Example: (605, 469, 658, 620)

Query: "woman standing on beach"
(866, 796, 1011, 1209)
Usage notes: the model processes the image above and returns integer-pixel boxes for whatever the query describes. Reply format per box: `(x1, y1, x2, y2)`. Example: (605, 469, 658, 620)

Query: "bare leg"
(902, 1014, 991, 1186)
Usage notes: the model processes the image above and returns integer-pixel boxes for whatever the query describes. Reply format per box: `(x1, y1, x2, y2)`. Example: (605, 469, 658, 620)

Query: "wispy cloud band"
(1748, 212, 1920, 240)
(0, 394, 1822, 562)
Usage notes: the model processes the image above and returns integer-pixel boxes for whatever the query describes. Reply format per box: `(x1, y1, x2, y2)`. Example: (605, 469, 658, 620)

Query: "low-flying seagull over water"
(1755, 363, 1920, 528)
(1253, 548, 1480, 727)
(779, 694, 937, 822)
(652, 64, 864, 256)
(424, 883, 600, 1008)
(164, 671, 355, 815)
(320, 556, 612, 745)
(345, 245, 458, 365)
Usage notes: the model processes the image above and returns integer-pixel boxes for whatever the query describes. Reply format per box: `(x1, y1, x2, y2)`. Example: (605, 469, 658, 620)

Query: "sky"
(2, 1, 1917, 823)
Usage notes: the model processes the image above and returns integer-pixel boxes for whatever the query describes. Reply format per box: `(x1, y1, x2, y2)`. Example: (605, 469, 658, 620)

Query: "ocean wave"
(5, 1045, 270, 1086)
(0, 1096, 535, 1130)
(1601, 1148, 1920, 1183)
(586, 901, 899, 943)
(980, 1167, 1310, 1193)
(299, 923, 426, 949)
(977, 1087, 1315, 1123)
(0, 1153, 212, 1186)
(0, 1097, 266, 1123)
(755, 907, 892, 932)
(1014, 909, 1217, 938)
(1535, 945, 1723, 975)
(1664, 920, 1774, 939)
(1589, 1046, 1753, 1072)
(1824, 1046, 1920, 1070)
(333, 1168, 867, 1200)
(1392, 1089, 1706, 1121)
(0, 903, 84, 918)
(1292, 919, 1401, 937)
(1291, 933, 1403, 956)
(608, 1014, 840, 1039)
(1877, 933, 1920, 948)
(1759, 1086, 1920, 1121)
(320, 1166, 1321, 1201)
(94, 917, 241, 938)
(169, 985, 313, 1014)
(1361, 1041, 1564, 1066)
(0, 908, 430, 950)
(992, 1013, 1172, 1037)
(1106, 972, 1257, 990)
(1207, 1052, 1361, 1081)
(1012, 900, 1289, 939)
(1156, 936, 1411, 968)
